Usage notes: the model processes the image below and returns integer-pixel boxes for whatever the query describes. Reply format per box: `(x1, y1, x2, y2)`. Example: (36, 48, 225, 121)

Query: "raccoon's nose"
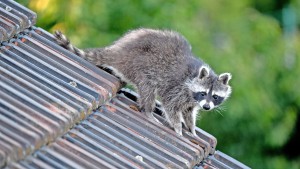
(203, 104, 210, 110)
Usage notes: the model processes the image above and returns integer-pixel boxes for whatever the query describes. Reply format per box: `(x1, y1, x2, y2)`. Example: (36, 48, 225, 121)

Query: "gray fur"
(54, 28, 232, 136)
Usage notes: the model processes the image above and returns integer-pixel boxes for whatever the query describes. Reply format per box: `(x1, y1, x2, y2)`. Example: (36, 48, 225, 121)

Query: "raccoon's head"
(186, 66, 232, 111)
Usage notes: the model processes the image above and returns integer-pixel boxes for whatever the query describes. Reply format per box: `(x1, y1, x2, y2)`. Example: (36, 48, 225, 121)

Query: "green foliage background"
(17, 0, 300, 168)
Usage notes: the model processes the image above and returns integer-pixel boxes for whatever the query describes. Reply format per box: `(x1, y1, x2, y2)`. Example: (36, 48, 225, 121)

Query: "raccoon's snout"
(203, 104, 210, 110)
(199, 100, 214, 111)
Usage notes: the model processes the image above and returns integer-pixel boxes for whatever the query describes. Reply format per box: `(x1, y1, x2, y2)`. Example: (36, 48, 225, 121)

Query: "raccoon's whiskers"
(216, 109, 224, 117)
(220, 105, 227, 111)
(214, 106, 225, 117)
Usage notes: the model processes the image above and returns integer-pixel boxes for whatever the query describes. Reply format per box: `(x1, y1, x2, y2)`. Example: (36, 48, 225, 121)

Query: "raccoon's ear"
(198, 66, 210, 79)
(218, 73, 232, 85)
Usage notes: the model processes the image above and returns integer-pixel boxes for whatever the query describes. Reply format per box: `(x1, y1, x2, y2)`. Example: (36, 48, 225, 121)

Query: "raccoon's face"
(186, 66, 232, 111)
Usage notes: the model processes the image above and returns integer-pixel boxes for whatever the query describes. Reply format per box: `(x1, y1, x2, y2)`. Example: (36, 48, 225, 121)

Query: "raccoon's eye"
(200, 92, 207, 96)
(212, 95, 219, 100)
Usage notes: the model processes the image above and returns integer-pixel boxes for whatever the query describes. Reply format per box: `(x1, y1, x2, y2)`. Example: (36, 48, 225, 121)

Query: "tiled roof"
(0, 0, 36, 42)
(0, 1, 251, 168)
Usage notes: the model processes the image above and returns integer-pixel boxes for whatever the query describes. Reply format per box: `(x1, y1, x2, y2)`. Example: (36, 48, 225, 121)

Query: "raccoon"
(54, 28, 232, 136)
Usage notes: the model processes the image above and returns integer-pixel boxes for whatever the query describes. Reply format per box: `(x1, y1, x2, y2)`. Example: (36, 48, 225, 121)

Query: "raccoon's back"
(106, 29, 194, 83)
(111, 28, 192, 59)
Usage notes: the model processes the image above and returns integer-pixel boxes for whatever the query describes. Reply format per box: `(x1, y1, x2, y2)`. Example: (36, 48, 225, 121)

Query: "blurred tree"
(17, 0, 300, 168)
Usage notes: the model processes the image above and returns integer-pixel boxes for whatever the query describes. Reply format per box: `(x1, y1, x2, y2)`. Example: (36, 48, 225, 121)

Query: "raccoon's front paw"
(173, 123, 183, 136)
(190, 128, 197, 137)
(186, 124, 197, 136)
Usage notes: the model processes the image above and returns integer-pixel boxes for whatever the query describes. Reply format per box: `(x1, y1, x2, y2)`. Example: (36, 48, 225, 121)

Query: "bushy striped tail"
(53, 30, 98, 63)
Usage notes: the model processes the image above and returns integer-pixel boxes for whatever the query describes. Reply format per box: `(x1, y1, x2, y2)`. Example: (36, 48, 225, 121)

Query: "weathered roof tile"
(0, 0, 36, 42)
(0, 25, 121, 166)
